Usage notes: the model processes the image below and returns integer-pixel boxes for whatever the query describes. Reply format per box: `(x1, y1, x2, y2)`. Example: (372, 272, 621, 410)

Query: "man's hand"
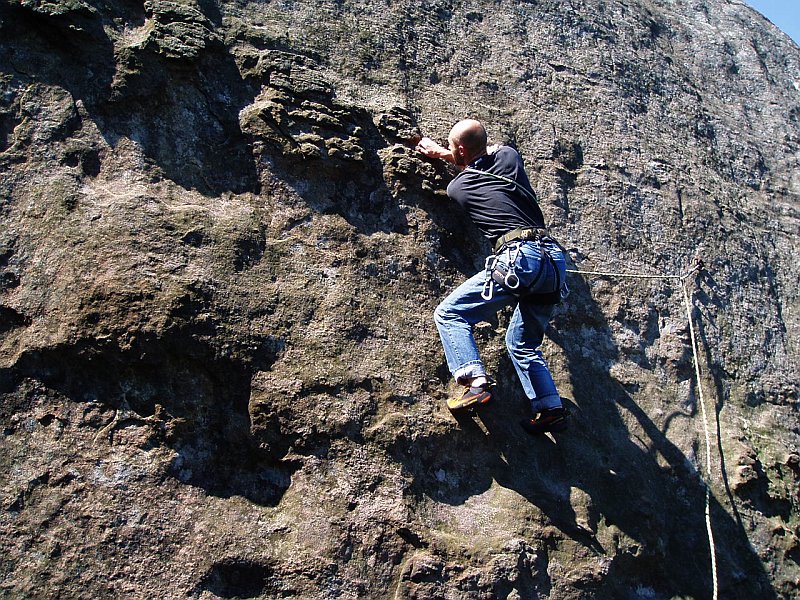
(416, 137, 454, 162)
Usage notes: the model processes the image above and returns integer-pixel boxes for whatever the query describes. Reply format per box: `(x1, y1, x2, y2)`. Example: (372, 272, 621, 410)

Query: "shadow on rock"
(99, 48, 261, 196)
(1, 330, 298, 507)
(392, 271, 776, 599)
(0, 1, 258, 196)
(0, 2, 117, 108)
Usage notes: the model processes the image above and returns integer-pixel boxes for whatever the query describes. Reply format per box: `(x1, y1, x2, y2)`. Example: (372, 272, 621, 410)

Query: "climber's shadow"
(396, 271, 775, 599)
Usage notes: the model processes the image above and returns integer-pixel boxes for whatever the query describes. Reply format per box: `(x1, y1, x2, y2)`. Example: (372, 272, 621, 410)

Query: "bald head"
(449, 119, 487, 154)
(448, 119, 487, 166)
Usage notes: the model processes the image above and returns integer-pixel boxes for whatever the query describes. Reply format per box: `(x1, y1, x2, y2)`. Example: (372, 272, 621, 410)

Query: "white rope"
(566, 267, 698, 281)
(569, 263, 718, 600)
(681, 277, 719, 600)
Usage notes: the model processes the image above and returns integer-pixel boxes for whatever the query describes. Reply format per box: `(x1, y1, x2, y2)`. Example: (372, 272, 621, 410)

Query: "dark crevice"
(197, 558, 279, 599)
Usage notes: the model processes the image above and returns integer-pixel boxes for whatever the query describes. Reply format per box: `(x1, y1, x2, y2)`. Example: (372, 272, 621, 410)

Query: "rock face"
(0, 0, 798, 598)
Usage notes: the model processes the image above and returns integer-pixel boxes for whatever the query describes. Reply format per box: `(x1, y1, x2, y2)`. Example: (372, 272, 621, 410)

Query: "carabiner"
(481, 254, 498, 300)
(481, 280, 495, 300)
(503, 243, 522, 289)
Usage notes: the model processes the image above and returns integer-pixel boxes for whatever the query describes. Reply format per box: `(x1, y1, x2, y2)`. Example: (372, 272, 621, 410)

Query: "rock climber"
(416, 119, 569, 434)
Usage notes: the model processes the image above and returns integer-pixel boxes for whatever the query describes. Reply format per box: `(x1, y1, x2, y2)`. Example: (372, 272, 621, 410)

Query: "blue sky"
(746, 1, 799, 45)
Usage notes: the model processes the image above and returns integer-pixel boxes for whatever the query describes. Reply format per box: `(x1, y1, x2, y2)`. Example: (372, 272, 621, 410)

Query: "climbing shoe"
(447, 378, 494, 412)
(520, 407, 569, 435)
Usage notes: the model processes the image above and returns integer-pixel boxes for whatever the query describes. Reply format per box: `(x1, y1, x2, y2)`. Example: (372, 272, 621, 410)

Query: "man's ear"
(454, 143, 468, 166)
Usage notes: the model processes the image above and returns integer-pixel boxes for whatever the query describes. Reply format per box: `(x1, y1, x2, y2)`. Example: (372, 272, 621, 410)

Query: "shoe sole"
(447, 392, 493, 412)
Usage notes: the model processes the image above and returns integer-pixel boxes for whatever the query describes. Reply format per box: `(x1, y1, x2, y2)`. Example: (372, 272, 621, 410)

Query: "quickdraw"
(481, 254, 499, 300)
(481, 243, 522, 300)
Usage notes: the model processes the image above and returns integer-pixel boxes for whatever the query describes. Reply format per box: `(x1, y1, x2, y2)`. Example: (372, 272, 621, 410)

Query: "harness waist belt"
(494, 227, 549, 253)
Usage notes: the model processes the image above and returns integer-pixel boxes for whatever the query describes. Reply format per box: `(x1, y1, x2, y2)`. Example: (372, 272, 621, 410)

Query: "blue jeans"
(433, 239, 567, 413)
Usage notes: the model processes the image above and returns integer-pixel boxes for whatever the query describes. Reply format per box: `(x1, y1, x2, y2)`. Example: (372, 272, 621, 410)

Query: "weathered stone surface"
(0, 0, 798, 598)
(142, 0, 221, 60)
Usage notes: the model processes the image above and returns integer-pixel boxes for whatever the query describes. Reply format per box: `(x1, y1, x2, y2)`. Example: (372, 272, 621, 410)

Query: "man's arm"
(416, 137, 454, 163)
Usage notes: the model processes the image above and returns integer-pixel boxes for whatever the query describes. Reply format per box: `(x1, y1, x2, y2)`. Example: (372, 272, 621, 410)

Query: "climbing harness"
(568, 258, 718, 600)
(481, 232, 565, 304)
(493, 226, 549, 253)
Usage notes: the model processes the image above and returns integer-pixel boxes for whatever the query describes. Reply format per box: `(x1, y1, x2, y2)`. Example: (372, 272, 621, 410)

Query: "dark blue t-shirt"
(446, 146, 545, 243)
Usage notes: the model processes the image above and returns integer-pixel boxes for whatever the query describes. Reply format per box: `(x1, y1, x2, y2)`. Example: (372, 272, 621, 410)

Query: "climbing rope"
(565, 265, 699, 281)
(681, 274, 719, 600)
(568, 260, 718, 600)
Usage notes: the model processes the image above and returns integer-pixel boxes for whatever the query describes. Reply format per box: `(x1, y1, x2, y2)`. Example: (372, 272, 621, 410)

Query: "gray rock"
(0, 0, 797, 598)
